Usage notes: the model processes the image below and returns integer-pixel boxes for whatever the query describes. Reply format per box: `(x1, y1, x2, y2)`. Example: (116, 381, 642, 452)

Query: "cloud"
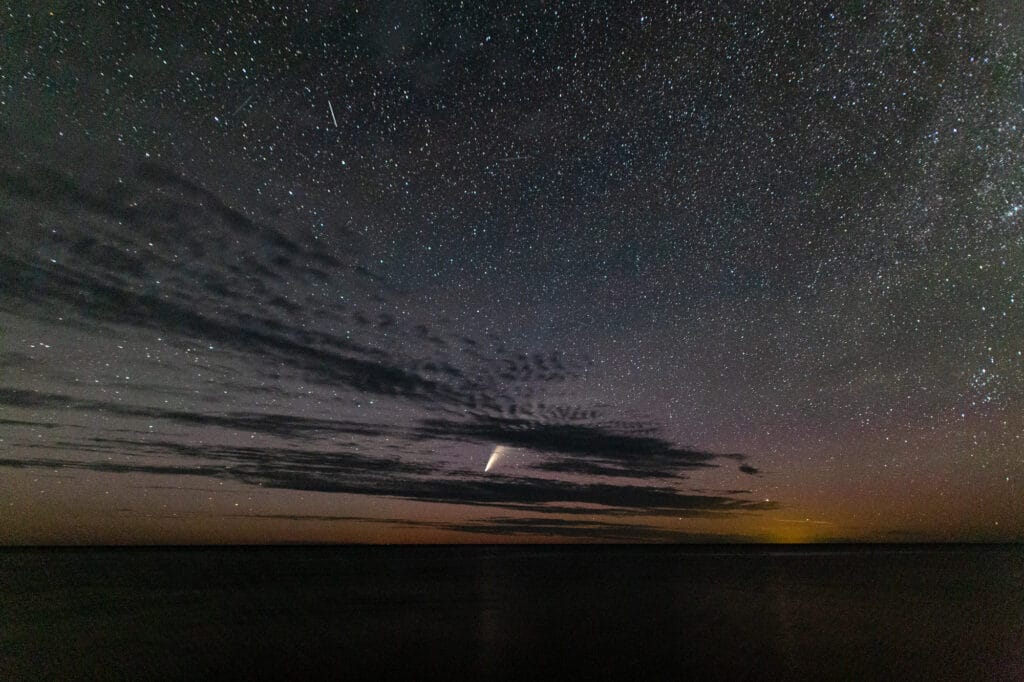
(0, 151, 772, 525)
(0, 457, 225, 478)
(0, 386, 751, 482)
(0, 417, 58, 429)
(0, 439, 777, 517)
(414, 415, 731, 478)
(1, 159, 606, 426)
(0, 389, 394, 441)
(438, 517, 758, 543)
(219, 512, 759, 543)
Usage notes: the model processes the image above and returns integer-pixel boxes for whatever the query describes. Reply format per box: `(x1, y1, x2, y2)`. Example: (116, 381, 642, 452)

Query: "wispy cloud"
(218, 513, 759, 543)
(1, 152, 771, 528)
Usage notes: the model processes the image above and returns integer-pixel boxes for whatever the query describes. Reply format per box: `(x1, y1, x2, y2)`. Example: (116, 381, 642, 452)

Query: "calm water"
(1, 545, 1022, 681)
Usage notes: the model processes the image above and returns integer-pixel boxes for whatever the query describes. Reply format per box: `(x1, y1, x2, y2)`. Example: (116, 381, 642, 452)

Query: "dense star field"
(1, 1, 1022, 543)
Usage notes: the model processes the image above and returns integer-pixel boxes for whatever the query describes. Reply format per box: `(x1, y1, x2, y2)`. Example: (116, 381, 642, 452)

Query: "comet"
(484, 445, 507, 473)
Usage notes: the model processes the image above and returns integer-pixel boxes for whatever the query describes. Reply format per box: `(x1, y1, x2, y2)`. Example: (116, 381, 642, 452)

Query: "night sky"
(2, 1, 1022, 543)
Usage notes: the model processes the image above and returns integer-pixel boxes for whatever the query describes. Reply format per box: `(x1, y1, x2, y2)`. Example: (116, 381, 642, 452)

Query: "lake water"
(1, 545, 1022, 680)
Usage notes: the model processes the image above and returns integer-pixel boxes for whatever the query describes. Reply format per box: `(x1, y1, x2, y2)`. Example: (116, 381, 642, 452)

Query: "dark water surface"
(1, 545, 1022, 680)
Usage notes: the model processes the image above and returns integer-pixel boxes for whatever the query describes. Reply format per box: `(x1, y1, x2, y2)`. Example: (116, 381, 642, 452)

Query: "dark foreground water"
(1, 545, 1022, 681)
